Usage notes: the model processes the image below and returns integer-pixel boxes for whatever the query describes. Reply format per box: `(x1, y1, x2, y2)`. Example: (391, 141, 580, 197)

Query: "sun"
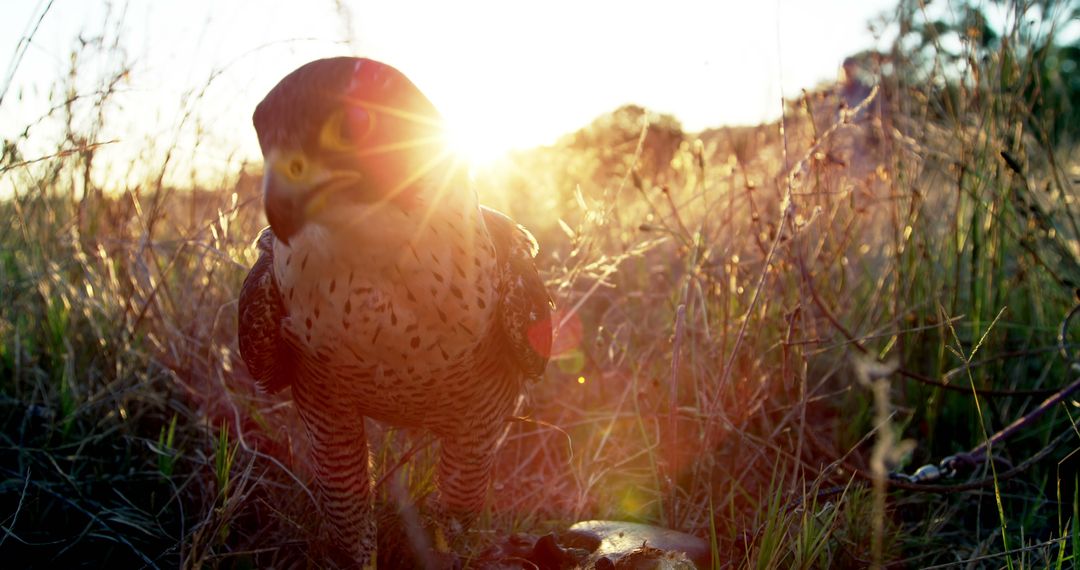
(443, 117, 511, 168)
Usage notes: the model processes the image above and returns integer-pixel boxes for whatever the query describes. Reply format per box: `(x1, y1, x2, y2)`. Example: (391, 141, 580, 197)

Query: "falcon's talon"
(237, 57, 552, 567)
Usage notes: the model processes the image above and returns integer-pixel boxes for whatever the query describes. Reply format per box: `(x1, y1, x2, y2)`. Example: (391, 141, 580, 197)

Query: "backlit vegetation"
(1, 1, 1078, 567)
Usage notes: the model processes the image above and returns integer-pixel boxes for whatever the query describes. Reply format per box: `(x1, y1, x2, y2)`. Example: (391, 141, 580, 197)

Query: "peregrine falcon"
(237, 57, 552, 566)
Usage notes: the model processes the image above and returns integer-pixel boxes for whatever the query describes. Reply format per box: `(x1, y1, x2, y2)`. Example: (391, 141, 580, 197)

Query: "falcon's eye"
(319, 107, 375, 151)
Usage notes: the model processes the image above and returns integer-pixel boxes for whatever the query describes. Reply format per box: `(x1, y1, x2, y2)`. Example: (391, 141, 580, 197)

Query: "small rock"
(563, 520, 709, 569)
(474, 532, 589, 570)
(532, 532, 590, 569)
(474, 521, 709, 570)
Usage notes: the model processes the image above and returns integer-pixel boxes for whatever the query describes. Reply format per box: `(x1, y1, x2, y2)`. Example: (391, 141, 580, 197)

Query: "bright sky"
(1, 0, 898, 185)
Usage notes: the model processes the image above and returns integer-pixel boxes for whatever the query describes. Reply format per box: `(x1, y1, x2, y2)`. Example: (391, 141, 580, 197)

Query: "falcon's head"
(253, 57, 453, 245)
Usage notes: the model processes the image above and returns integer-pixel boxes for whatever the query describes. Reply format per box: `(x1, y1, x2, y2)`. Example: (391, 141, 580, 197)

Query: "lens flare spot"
(619, 486, 645, 518)
(556, 348, 585, 374)
(577, 376, 586, 384)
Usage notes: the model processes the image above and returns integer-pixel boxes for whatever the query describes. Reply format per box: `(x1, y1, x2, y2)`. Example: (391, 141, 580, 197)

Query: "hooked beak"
(264, 173, 303, 246)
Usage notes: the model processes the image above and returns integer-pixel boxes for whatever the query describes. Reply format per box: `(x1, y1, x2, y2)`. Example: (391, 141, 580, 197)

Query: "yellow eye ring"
(320, 108, 375, 151)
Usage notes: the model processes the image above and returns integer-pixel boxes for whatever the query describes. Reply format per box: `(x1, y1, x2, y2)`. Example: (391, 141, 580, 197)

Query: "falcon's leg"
(432, 423, 503, 545)
(294, 386, 375, 567)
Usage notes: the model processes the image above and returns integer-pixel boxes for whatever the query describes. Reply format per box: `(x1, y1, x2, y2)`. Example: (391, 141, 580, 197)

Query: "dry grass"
(2, 1, 1079, 568)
